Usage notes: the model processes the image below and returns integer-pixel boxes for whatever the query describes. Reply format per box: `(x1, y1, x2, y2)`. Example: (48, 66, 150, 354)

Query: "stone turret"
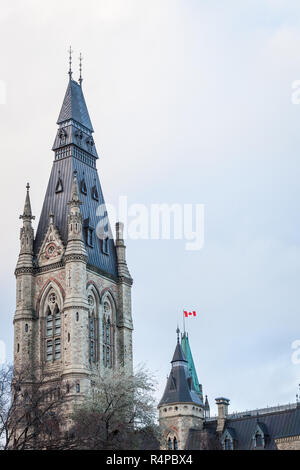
(14, 184, 35, 373)
(158, 329, 204, 450)
(115, 222, 133, 370)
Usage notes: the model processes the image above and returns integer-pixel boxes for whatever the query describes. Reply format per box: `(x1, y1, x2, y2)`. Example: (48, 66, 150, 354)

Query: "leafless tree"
(0, 364, 67, 450)
(0, 364, 160, 450)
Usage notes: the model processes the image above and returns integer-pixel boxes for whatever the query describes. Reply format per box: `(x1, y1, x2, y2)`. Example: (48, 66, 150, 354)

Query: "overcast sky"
(1, 0, 300, 416)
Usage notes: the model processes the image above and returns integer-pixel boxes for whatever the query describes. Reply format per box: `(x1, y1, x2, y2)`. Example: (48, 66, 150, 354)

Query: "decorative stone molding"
(63, 305, 89, 312)
(15, 266, 35, 276)
(118, 276, 133, 287)
(64, 253, 88, 264)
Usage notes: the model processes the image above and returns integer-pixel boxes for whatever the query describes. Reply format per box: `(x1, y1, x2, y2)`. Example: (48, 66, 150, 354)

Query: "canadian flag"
(184, 310, 197, 318)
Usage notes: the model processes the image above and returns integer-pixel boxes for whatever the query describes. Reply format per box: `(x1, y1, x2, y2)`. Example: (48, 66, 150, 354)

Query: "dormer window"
(101, 236, 109, 255)
(91, 185, 99, 201)
(84, 218, 94, 247)
(80, 179, 87, 195)
(221, 429, 235, 450)
(86, 228, 94, 247)
(55, 177, 63, 193)
(224, 438, 232, 450)
(254, 432, 263, 448)
(252, 423, 267, 449)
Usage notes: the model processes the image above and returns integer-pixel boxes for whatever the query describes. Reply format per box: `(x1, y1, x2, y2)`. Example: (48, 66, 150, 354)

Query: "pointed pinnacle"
(68, 170, 82, 206)
(20, 183, 35, 221)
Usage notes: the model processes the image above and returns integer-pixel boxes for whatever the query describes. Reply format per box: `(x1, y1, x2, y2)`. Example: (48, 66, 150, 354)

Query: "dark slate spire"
(34, 70, 118, 278)
(57, 79, 93, 131)
(158, 331, 202, 407)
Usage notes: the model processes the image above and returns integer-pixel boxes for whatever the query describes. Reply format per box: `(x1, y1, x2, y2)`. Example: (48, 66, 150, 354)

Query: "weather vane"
(68, 46, 73, 79)
(79, 52, 83, 86)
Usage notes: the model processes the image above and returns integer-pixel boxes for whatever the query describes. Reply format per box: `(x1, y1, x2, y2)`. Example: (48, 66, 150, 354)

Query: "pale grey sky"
(1, 0, 300, 416)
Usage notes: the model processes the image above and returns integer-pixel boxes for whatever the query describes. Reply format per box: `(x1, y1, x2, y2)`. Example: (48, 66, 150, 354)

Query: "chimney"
(215, 397, 230, 433)
(115, 222, 132, 280)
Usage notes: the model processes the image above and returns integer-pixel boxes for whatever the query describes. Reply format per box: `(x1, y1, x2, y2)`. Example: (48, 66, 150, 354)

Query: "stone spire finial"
(20, 183, 35, 221)
(176, 326, 180, 344)
(68, 171, 82, 207)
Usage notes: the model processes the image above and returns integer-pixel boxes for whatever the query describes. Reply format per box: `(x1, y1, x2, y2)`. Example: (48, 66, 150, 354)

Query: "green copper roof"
(181, 332, 203, 403)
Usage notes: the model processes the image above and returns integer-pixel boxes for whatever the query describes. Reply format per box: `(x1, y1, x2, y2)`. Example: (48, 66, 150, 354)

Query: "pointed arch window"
(168, 438, 172, 450)
(252, 423, 267, 449)
(103, 301, 113, 368)
(224, 438, 232, 450)
(221, 429, 235, 450)
(45, 292, 61, 362)
(88, 294, 98, 363)
(173, 437, 178, 450)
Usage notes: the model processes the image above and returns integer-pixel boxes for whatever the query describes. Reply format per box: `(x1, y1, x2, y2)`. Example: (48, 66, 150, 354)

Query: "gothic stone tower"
(158, 330, 204, 450)
(14, 68, 133, 411)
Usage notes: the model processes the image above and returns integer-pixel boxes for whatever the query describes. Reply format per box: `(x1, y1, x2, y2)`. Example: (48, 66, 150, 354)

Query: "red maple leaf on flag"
(184, 310, 197, 318)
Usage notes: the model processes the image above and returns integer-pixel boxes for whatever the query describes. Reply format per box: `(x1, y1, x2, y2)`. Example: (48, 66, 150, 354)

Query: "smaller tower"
(14, 184, 35, 373)
(158, 329, 204, 450)
(63, 171, 89, 394)
(115, 222, 133, 371)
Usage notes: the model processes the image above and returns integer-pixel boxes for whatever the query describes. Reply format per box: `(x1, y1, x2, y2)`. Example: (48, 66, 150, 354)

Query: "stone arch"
(100, 289, 117, 369)
(86, 282, 102, 365)
(100, 288, 117, 324)
(36, 278, 65, 318)
(38, 281, 63, 364)
(86, 280, 101, 302)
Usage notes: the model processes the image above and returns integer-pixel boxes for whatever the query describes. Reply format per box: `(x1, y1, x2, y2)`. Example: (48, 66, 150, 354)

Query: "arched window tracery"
(45, 291, 61, 362)
(88, 293, 98, 363)
(102, 299, 114, 368)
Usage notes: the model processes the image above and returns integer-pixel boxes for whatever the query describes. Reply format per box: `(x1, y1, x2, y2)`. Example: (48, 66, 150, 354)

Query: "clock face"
(45, 243, 57, 258)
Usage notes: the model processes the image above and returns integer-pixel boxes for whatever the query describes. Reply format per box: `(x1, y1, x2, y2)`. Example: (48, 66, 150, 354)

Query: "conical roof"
(159, 338, 202, 407)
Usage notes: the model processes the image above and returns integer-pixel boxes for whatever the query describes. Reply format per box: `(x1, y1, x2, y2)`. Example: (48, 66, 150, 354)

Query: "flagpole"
(183, 309, 186, 335)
